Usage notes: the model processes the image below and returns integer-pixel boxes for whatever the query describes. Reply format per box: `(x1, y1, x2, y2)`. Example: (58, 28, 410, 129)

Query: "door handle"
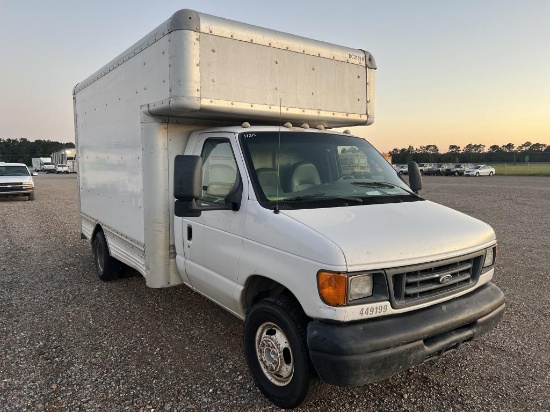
(187, 225, 193, 241)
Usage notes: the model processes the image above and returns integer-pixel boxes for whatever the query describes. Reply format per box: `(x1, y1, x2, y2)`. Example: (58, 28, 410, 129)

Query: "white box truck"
(74, 10, 504, 408)
(31, 157, 52, 172)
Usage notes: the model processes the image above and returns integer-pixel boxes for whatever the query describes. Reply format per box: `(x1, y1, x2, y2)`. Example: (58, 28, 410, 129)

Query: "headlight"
(483, 246, 497, 267)
(317, 271, 376, 306)
(349, 274, 373, 301)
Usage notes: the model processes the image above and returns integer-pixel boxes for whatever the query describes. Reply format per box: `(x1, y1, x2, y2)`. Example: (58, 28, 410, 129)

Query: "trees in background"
(2, 137, 548, 166)
(390, 141, 550, 164)
(0, 138, 75, 165)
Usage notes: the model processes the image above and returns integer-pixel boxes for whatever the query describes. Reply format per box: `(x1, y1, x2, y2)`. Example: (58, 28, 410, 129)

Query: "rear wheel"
(475, 172, 480, 177)
(93, 231, 121, 281)
(244, 296, 324, 408)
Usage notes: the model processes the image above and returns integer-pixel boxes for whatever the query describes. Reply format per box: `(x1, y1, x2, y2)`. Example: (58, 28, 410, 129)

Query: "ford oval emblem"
(439, 274, 453, 284)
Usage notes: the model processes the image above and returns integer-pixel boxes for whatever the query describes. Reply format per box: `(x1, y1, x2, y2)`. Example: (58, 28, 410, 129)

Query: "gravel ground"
(1, 174, 548, 411)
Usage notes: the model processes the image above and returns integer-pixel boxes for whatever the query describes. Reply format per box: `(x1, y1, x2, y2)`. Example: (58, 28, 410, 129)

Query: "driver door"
(182, 135, 246, 314)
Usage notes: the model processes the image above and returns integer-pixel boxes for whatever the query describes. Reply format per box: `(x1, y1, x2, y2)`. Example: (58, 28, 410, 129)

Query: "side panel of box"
(75, 36, 171, 245)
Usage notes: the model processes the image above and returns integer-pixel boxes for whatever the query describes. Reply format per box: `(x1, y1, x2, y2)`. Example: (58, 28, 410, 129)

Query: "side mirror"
(174, 155, 202, 201)
(173, 155, 242, 217)
(407, 161, 423, 194)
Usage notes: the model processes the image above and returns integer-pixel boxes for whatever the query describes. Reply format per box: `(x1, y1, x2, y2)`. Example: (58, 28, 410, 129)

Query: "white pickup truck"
(74, 10, 504, 408)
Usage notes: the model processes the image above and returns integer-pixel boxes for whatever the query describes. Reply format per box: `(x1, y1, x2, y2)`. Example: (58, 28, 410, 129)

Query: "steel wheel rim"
(255, 322, 294, 386)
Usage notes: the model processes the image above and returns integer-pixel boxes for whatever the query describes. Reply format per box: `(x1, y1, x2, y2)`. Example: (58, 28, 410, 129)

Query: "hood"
(282, 200, 495, 270)
(0, 176, 33, 183)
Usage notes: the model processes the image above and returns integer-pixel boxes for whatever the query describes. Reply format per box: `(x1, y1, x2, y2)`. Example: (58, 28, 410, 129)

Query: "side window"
(201, 139, 239, 203)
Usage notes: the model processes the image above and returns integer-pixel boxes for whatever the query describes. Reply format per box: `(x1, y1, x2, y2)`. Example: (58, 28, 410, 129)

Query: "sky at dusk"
(1, 0, 548, 153)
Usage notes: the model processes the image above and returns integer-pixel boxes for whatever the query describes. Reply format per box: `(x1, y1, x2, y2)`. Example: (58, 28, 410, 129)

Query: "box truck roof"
(74, 9, 376, 128)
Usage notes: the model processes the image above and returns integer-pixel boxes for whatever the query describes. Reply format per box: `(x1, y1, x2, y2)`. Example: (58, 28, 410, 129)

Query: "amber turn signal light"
(317, 271, 347, 306)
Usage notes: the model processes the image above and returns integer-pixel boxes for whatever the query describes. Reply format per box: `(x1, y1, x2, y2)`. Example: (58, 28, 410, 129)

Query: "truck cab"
(171, 124, 503, 405)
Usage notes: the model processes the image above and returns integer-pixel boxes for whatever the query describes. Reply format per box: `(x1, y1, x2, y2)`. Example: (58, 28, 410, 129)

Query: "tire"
(489, 172, 494, 176)
(475, 172, 480, 177)
(454, 171, 459, 176)
(92, 231, 121, 281)
(244, 296, 324, 408)
(28, 192, 35, 201)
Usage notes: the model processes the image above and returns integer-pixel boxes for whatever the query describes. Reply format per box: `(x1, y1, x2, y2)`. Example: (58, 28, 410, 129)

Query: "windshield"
(240, 131, 418, 208)
(0, 166, 30, 176)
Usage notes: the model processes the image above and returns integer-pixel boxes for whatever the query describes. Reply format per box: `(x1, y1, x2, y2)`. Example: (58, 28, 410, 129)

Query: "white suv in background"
(0, 163, 35, 201)
(55, 164, 70, 174)
(43, 162, 56, 173)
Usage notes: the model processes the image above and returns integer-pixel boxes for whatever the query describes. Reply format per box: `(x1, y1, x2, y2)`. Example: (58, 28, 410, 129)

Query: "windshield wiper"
(351, 181, 398, 189)
(282, 193, 365, 203)
(351, 181, 419, 197)
(281, 193, 327, 201)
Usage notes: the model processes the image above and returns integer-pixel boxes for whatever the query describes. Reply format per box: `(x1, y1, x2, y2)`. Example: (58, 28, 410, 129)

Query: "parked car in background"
(0, 163, 35, 201)
(43, 162, 56, 174)
(423, 163, 447, 175)
(55, 164, 70, 174)
(464, 165, 496, 177)
(445, 163, 473, 176)
(395, 164, 409, 175)
(417, 163, 433, 174)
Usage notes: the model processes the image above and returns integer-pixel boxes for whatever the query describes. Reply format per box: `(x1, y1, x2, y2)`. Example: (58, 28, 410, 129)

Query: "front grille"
(0, 182, 25, 192)
(387, 251, 484, 308)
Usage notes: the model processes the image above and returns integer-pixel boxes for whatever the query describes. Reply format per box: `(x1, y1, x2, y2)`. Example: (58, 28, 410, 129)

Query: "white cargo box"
(74, 9, 376, 128)
(74, 9, 376, 288)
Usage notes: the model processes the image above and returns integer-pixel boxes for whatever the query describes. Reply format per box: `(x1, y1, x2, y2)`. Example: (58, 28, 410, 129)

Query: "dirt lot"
(1, 174, 548, 411)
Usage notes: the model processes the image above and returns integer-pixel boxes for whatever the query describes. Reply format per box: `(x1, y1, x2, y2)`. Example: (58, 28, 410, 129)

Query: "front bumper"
(307, 283, 505, 387)
(0, 189, 34, 196)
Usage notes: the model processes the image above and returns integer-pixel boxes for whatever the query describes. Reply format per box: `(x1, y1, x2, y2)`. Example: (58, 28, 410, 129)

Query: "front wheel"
(475, 172, 480, 177)
(489, 171, 494, 176)
(244, 296, 324, 408)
